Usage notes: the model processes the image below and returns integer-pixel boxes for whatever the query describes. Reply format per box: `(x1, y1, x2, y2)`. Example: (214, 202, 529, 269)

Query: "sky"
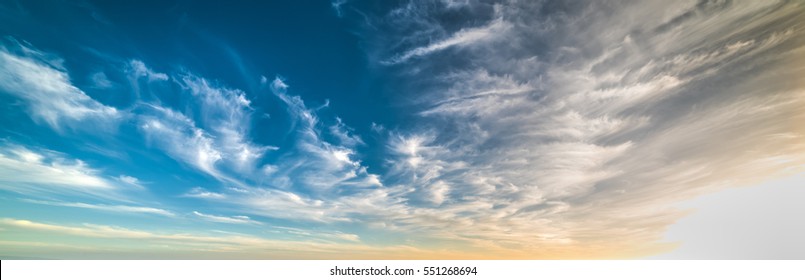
(0, 0, 803, 259)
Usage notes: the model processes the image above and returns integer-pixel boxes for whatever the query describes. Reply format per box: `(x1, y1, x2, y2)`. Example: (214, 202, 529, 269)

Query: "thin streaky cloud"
(383, 18, 510, 64)
(0, 145, 114, 191)
(192, 211, 262, 225)
(20, 199, 175, 217)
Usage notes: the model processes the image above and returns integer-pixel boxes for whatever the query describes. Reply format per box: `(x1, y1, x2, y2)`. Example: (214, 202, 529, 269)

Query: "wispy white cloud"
(331, 0, 348, 17)
(134, 68, 275, 183)
(383, 18, 510, 64)
(0, 145, 114, 193)
(89, 71, 113, 89)
(184, 185, 342, 223)
(192, 211, 262, 225)
(0, 144, 161, 207)
(182, 187, 227, 200)
(270, 226, 360, 242)
(21, 199, 175, 217)
(0, 218, 463, 259)
(330, 117, 365, 147)
(130, 74, 388, 226)
(138, 105, 225, 181)
(116, 175, 145, 189)
(0, 41, 120, 130)
(128, 60, 168, 81)
(425, 180, 450, 206)
(180, 75, 275, 173)
(266, 77, 383, 192)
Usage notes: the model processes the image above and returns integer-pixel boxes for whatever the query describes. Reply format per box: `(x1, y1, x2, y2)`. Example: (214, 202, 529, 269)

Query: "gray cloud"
(362, 0, 805, 258)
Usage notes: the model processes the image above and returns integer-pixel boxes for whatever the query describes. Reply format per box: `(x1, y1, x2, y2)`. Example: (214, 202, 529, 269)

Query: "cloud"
(116, 175, 144, 188)
(138, 105, 225, 181)
(330, 117, 365, 147)
(0, 218, 468, 259)
(89, 71, 113, 89)
(0, 217, 252, 243)
(0, 143, 161, 205)
(352, 0, 805, 258)
(383, 18, 510, 64)
(128, 60, 168, 81)
(0, 145, 115, 194)
(180, 75, 274, 173)
(192, 211, 262, 225)
(182, 187, 226, 199)
(270, 226, 360, 242)
(184, 185, 343, 223)
(21, 199, 175, 217)
(0, 40, 120, 130)
(651, 173, 805, 259)
(3, 1, 803, 260)
(135, 69, 275, 183)
(425, 180, 450, 206)
(265, 77, 383, 193)
(331, 0, 348, 17)
(129, 73, 386, 226)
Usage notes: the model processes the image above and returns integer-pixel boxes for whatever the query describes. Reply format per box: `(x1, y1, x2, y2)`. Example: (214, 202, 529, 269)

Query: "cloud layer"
(1, 0, 803, 259)
(360, 0, 805, 257)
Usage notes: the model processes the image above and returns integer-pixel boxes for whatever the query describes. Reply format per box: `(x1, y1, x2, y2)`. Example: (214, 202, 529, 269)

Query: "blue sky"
(0, 0, 804, 259)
